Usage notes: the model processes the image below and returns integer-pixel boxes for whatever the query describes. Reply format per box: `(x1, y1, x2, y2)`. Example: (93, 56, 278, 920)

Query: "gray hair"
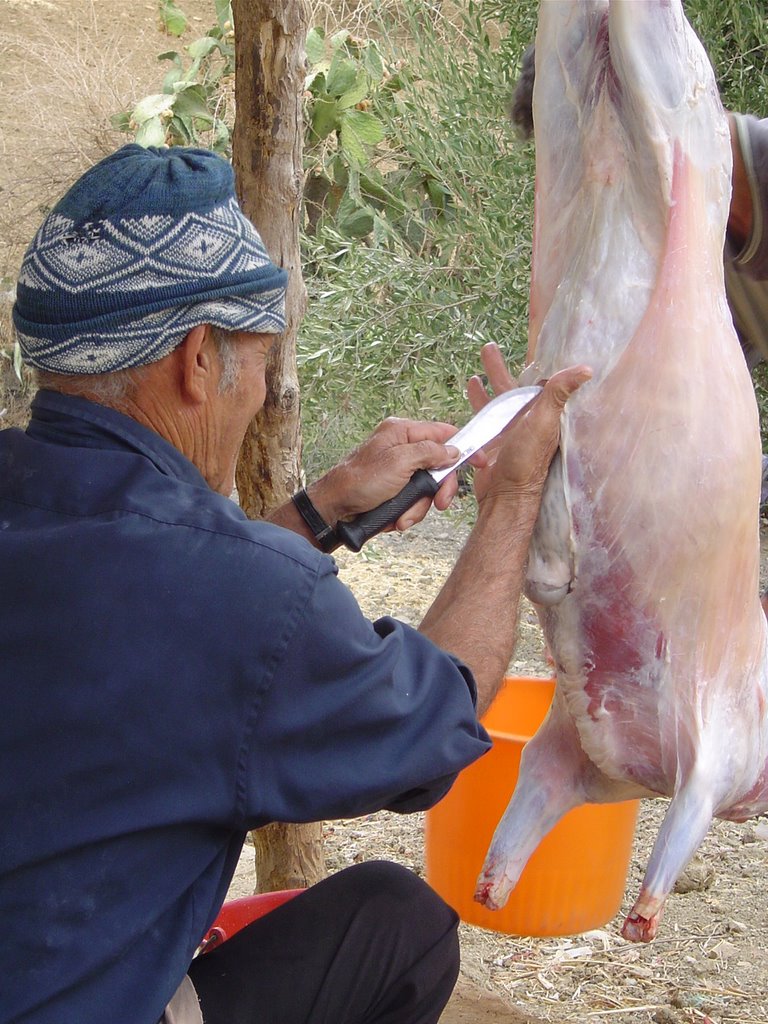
(210, 327, 242, 394)
(33, 325, 242, 403)
(34, 364, 146, 405)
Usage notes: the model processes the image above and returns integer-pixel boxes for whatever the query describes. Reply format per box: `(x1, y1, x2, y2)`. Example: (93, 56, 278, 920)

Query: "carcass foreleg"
(475, 692, 593, 910)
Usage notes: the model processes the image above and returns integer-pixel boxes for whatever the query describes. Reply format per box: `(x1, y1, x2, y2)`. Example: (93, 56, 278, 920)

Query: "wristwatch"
(291, 488, 341, 553)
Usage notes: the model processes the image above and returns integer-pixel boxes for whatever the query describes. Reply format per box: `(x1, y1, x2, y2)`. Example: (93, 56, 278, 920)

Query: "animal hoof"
(621, 910, 659, 943)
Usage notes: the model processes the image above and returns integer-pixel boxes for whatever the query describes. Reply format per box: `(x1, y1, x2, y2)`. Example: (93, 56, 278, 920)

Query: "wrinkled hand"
(310, 417, 482, 533)
(467, 343, 592, 506)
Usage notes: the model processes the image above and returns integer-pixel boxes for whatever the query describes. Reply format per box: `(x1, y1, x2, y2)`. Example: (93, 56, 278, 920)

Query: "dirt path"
(444, 979, 543, 1023)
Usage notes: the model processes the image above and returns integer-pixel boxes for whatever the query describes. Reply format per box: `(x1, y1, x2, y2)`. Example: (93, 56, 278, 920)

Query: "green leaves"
(335, 193, 375, 239)
(158, 0, 188, 37)
(133, 93, 175, 121)
(297, 1, 540, 474)
(128, 93, 174, 147)
(172, 83, 213, 122)
(360, 41, 385, 84)
(135, 118, 168, 148)
(305, 28, 326, 68)
(114, 2, 234, 155)
(13, 341, 23, 383)
(187, 34, 220, 61)
(306, 33, 385, 156)
(685, 0, 768, 113)
(325, 53, 359, 98)
(309, 97, 339, 143)
(339, 110, 384, 168)
(336, 75, 370, 112)
(213, 0, 233, 35)
(304, 24, 439, 243)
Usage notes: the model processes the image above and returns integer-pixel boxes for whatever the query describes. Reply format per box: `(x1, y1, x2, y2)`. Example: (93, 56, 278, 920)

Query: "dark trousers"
(187, 860, 460, 1024)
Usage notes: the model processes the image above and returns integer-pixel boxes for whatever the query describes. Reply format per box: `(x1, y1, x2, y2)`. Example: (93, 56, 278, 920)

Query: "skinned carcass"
(474, 0, 768, 942)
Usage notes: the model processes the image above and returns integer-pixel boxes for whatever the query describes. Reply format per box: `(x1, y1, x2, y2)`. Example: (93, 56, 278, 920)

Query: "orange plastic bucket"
(424, 676, 639, 936)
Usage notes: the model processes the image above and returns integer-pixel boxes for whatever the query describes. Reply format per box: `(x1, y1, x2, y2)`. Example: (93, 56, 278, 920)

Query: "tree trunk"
(231, 0, 327, 893)
(232, 0, 306, 516)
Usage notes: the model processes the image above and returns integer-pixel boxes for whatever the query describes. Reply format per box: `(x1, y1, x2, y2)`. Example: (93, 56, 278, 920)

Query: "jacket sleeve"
(727, 114, 768, 277)
(238, 557, 491, 828)
(722, 115, 768, 364)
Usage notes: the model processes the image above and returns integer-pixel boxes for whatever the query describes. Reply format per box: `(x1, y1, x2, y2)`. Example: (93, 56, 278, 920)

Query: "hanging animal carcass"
(475, 0, 768, 942)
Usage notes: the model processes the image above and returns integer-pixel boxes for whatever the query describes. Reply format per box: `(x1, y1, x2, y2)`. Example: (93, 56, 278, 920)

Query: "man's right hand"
(267, 416, 482, 549)
(307, 417, 469, 535)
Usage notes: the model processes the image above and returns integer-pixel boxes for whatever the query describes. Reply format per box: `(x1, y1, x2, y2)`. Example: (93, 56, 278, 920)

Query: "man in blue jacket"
(1, 144, 587, 1024)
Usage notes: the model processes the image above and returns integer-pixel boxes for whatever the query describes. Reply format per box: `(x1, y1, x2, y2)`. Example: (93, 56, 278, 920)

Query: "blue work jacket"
(0, 391, 490, 1024)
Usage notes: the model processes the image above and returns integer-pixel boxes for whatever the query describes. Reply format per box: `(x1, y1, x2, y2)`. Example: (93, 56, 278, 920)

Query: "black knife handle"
(335, 469, 441, 552)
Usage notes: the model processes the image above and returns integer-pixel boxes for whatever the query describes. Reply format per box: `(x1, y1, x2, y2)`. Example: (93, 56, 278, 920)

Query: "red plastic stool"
(198, 889, 303, 955)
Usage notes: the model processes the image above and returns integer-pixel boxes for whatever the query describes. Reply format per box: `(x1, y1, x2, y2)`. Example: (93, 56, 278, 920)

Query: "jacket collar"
(27, 389, 209, 489)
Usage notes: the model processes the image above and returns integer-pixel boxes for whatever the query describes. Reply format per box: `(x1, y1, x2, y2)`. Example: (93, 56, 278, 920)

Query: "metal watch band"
(291, 488, 341, 553)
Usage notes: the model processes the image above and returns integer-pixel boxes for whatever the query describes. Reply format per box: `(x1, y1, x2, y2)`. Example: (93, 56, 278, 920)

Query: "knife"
(335, 385, 543, 552)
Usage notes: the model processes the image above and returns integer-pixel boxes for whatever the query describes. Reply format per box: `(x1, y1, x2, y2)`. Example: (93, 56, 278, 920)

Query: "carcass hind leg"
(622, 774, 714, 942)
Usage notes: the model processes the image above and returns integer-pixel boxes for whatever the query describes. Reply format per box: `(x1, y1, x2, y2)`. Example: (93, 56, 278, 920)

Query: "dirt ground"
(1, 3, 767, 1023)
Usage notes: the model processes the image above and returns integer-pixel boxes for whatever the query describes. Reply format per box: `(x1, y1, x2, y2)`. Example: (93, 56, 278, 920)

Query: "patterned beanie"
(12, 144, 288, 374)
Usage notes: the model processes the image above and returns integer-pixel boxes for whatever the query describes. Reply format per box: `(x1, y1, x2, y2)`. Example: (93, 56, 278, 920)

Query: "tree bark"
(232, 0, 306, 517)
(231, 0, 327, 892)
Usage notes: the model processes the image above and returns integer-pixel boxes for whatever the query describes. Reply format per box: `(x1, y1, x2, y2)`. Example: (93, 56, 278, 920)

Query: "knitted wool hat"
(12, 144, 288, 374)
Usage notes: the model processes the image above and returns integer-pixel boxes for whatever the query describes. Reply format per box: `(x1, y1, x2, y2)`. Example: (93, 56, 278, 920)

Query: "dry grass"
(0, 0, 209, 413)
(307, 0, 414, 34)
(0, 347, 34, 429)
(0, 1, 188, 284)
(305, 0, 482, 49)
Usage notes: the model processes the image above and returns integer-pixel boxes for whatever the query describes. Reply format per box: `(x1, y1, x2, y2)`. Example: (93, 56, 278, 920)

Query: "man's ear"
(175, 324, 216, 404)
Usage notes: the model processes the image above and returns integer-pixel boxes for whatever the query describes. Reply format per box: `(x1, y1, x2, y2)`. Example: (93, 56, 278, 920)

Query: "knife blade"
(335, 385, 543, 552)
